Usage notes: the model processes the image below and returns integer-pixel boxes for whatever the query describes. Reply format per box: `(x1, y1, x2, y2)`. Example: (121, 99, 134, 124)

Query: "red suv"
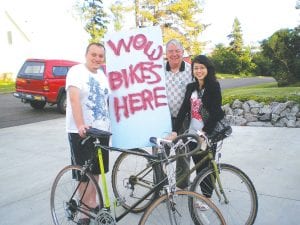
(14, 59, 79, 113)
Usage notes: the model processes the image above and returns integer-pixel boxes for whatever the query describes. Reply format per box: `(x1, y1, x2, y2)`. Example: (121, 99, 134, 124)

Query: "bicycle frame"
(167, 144, 229, 204)
(92, 140, 171, 222)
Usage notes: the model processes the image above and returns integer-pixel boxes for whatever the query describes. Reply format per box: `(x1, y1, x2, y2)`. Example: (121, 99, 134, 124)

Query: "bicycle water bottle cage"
(86, 128, 112, 139)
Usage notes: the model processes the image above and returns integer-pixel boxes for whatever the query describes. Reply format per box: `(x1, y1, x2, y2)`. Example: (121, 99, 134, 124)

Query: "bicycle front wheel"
(139, 190, 226, 225)
(50, 165, 103, 225)
(191, 163, 258, 225)
(111, 149, 158, 213)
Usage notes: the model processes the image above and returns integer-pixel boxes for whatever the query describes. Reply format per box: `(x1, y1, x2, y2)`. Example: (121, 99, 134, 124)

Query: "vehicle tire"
(57, 92, 66, 114)
(50, 165, 103, 225)
(190, 163, 258, 225)
(30, 100, 46, 109)
(111, 149, 159, 213)
(139, 190, 226, 225)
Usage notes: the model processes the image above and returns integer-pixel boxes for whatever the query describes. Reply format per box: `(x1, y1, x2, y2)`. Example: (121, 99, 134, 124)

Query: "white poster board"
(104, 26, 172, 148)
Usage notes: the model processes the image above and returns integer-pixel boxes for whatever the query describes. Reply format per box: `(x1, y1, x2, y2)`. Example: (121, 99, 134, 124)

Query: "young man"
(66, 43, 110, 225)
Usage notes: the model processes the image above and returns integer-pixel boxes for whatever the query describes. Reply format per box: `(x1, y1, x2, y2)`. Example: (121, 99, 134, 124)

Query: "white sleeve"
(65, 65, 83, 90)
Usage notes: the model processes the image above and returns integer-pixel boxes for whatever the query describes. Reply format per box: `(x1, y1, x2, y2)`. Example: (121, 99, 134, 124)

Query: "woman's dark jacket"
(173, 81, 225, 134)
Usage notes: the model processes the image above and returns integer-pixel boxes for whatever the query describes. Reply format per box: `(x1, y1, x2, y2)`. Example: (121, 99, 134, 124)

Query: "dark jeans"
(189, 141, 217, 197)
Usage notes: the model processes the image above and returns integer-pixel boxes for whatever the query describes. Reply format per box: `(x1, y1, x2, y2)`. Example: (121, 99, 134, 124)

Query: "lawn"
(0, 81, 15, 93)
(222, 82, 300, 104)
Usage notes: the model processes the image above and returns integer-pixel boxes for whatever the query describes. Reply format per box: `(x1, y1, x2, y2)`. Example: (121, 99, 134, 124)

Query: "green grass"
(217, 73, 255, 79)
(222, 82, 300, 105)
(0, 81, 15, 93)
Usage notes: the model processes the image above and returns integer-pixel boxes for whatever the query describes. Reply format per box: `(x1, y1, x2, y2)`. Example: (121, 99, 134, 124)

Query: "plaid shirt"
(165, 61, 192, 117)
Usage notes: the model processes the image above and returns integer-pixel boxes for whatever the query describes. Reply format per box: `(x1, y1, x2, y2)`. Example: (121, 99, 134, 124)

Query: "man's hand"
(165, 132, 178, 141)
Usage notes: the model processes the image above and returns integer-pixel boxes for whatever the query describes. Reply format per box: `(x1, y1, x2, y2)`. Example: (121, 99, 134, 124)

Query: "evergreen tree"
(75, 0, 109, 43)
(227, 17, 244, 55)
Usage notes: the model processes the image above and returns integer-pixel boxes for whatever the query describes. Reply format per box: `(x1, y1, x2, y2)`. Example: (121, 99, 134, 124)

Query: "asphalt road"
(0, 77, 276, 128)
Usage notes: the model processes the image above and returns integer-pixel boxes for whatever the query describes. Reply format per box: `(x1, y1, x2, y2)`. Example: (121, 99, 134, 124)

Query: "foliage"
(75, 0, 109, 43)
(210, 18, 254, 75)
(0, 81, 15, 93)
(251, 51, 273, 76)
(110, 1, 133, 31)
(222, 82, 300, 105)
(260, 28, 300, 86)
(227, 17, 243, 55)
(110, 0, 204, 55)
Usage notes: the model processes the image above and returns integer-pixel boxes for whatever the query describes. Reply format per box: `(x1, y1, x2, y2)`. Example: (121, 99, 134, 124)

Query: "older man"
(164, 39, 193, 189)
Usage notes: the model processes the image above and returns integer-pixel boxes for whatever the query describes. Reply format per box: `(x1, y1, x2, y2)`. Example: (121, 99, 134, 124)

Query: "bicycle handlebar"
(150, 133, 202, 158)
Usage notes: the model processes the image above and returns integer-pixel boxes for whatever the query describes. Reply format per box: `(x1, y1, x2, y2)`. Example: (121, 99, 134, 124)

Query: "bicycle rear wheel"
(50, 165, 103, 225)
(191, 163, 258, 225)
(139, 190, 226, 225)
(111, 149, 159, 213)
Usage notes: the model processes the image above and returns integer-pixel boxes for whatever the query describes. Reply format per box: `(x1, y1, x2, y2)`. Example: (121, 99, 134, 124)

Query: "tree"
(110, 0, 204, 55)
(261, 28, 300, 86)
(227, 17, 244, 55)
(110, 1, 133, 31)
(210, 44, 241, 74)
(75, 0, 109, 43)
(210, 18, 255, 75)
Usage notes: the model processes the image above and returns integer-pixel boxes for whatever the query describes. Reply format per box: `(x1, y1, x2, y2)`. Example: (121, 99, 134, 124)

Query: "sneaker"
(78, 218, 90, 225)
(194, 201, 209, 211)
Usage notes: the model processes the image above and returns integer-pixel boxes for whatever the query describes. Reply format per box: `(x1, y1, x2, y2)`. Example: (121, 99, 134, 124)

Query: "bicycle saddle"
(86, 128, 112, 139)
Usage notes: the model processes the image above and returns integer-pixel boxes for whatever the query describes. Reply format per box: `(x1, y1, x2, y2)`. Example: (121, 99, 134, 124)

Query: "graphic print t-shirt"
(188, 90, 204, 134)
(66, 64, 110, 133)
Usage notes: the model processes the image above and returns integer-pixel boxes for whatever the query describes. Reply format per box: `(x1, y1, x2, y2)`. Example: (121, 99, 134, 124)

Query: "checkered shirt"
(165, 61, 192, 117)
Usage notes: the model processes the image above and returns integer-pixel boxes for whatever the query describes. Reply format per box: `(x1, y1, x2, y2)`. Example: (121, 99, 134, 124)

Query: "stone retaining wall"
(223, 99, 300, 128)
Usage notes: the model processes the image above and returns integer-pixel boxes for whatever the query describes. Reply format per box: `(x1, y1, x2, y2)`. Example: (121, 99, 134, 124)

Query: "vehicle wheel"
(111, 149, 159, 213)
(57, 93, 66, 114)
(50, 165, 103, 225)
(139, 190, 226, 225)
(190, 163, 258, 225)
(30, 100, 46, 109)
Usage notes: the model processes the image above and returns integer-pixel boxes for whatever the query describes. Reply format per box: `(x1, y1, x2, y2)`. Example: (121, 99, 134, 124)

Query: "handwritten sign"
(104, 26, 172, 148)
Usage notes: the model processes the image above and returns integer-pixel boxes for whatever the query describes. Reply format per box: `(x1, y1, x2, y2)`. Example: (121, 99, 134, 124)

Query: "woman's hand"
(165, 132, 178, 141)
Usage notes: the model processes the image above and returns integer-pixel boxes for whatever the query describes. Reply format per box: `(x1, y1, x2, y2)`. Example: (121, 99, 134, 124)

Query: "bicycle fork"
(211, 159, 229, 204)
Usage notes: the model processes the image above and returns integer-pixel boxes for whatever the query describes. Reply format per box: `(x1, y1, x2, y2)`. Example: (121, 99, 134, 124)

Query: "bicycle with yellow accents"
(50, 128, 226, 225)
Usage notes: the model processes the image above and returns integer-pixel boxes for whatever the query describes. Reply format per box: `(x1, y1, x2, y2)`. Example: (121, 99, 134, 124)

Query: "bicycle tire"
(190, 163, 258, 225)
(139, 190, 226, 225)
(111, 149, 159, 213)
(50, 165, 103, 225)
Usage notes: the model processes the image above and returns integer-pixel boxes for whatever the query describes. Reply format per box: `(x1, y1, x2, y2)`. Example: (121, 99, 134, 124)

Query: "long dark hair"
(191, 55, 217, 88)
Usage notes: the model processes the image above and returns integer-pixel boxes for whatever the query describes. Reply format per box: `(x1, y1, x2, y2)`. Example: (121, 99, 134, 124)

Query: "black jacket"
(173, 81, 225, 134)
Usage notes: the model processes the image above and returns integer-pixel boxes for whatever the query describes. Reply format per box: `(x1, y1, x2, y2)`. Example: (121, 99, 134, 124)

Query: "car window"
(52, 66, 70, 76)
(18, 62, 45, 79)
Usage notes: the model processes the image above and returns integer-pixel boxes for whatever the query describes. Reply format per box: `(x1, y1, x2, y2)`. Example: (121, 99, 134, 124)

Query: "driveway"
(0, 77, 276, 128)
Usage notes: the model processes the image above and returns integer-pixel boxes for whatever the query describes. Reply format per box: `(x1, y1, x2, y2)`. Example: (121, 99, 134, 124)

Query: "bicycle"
(112, 129, 258, 225)
(50, 128, 226, 225)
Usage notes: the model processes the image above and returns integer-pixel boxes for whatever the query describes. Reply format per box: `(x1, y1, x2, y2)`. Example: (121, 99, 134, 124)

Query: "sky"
(199, 0, 299, 52)
(2, 0, 299, 60)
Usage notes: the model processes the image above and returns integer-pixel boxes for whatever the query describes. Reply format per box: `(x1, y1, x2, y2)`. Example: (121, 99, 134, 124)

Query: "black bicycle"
(50, 128, 226, 225)
(112, 130, 258, 225)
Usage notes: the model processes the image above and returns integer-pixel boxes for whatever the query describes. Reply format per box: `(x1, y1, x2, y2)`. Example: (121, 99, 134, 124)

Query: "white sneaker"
(194, 200, 209, 211)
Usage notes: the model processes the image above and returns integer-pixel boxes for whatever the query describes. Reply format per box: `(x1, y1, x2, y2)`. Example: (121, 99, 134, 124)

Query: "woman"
(168, 55, 225, 201)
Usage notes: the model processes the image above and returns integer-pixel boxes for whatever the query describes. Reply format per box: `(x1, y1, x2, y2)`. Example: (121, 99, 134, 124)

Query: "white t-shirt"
(66, 64, 110, 133)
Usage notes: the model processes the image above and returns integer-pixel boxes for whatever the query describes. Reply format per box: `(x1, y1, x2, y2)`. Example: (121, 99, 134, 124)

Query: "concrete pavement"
(0, 118, 300, 225)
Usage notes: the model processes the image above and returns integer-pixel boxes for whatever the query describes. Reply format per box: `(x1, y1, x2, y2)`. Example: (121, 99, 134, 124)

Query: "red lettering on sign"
(108, 61, 162, 90)
(113, 86, 167, 122)
(106, 34, 163, 60)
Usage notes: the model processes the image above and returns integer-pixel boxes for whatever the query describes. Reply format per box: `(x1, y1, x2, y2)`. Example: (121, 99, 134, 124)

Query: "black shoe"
(78, 218, 90, 225)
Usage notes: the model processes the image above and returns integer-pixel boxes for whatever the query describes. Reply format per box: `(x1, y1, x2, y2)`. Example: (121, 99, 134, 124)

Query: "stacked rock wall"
(223, 100, 300, 128)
